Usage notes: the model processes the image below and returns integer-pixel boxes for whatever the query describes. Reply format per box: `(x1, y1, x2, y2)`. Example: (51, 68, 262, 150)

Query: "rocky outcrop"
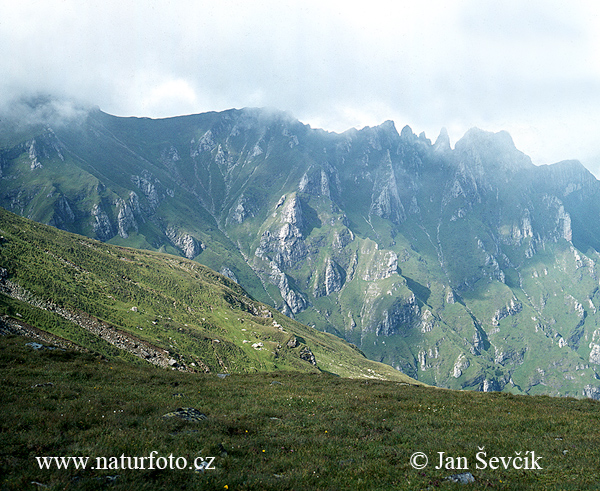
(452, 354, 470, 378)
(275, 268, 307, 315)
(161, 144, 181, 164)
(589, 344, 600, 365)
(220, 267, 239, 283)
(259, 260, 307, 316)
(370, 183, 405, 224)
(0, 278, 184, 370)
(491, 297, 522, 326)
(50, 195, 75, 229)
(333, 228, 354, 252)
(557, 204, 573, 242)
(162, 407, 208, 422)
(542, 195, 573, 242)
(91, 203, 114, 241)
(190, 130, 217, 157)
(433, 127, 451, 153)
(477, 239, 505, 283)
(376, 294, 420, 337)
(131, 171, 170, 212)
(361, 247, 398, 281)
(0, 315, 86, 352)
(482, 378, 502, 392)
(369, 152, 406, 224)
(313, 258, 344, 297)
(28, 139, 43, 170)
(420, 309, 435, 333)
(299, 346, 317, 366)
(116, 195, 138, 239)
(165, 226, 203, 259)
(24, 130, 65, 171)
(583, 385, 600, 400)
(255, 195, 308, 269)
(227, 195, 255, 224)
(281, 195, 303, 229)
(298, 166, 338, 198)
(501, 209, 535, 247)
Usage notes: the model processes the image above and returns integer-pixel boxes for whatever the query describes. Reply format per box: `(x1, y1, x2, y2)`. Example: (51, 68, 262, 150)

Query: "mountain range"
(3, 96, 600, 398)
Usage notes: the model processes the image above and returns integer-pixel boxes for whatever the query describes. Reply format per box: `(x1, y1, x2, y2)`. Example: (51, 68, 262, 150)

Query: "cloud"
(0, 94, 91, 129)
(2, 0, 600, 174)
(137, 78, 200, 117)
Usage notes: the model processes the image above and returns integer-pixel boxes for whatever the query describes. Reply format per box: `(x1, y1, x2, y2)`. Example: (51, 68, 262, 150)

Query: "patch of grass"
(2, 335, 600, 490)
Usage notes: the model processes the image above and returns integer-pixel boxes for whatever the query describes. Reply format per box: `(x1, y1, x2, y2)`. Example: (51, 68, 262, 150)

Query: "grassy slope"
(0, 206, 414, 382)
(2, 334, 600, 490)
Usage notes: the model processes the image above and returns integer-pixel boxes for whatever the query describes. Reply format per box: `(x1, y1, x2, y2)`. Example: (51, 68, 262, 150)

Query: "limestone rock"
(91, 203, 114, 240)
(131, 171, 162, 212)
(433, 127, 451, 153)
(228, 195, 255, 224)
(162, 408, 208, 422)
(491, 297, 522, 326)
(314, 258, 344, 297)
(255, 197, 308, 269)
(190, 130, 216, 156)
(589, 344, 600, 365)
(376, 294, 420, 337)
(369, 154, 405, 224)
(50, 195, 75, 229)
(281, 195, 303, 229)
(446, 473, 475, 484)
(299, 346, 317, 366)
(452, 354, 470, 378)
(165, 226, 203, 259)
(362, 248, 398, 281)
(220, 267, 239, 283)
(583, 385, 600, 400)
(116, 197, 138, 239)
(298, 167, 333, 197)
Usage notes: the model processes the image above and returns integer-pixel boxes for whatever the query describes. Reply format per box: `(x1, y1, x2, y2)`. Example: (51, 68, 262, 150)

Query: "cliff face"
(3, 100, 600, 397)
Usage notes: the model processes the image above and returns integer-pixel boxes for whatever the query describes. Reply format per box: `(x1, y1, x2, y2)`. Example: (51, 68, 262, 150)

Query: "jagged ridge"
(2, 99, 600, 396)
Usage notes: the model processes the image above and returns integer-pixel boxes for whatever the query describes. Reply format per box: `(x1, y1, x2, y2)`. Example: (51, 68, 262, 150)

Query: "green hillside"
(0, 206, 414, 382)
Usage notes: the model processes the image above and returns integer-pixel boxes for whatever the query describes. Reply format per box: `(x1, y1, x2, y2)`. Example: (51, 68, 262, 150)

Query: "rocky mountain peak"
(379, 119, 398, 134)
(455, 127, 533, 174)
(456, 127, 515, 151)
(400, 124, 416, 141)
(433, 127, 451, 152)
(281, 195, 303, 229)
(539, 159, 598, 194)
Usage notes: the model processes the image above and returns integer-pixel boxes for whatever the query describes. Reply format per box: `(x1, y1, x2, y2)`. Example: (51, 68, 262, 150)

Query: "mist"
(2, 0, 600, 174)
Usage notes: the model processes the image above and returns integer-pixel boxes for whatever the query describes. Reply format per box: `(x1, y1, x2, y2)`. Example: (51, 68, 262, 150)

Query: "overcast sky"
(3, 0, 600, 175)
